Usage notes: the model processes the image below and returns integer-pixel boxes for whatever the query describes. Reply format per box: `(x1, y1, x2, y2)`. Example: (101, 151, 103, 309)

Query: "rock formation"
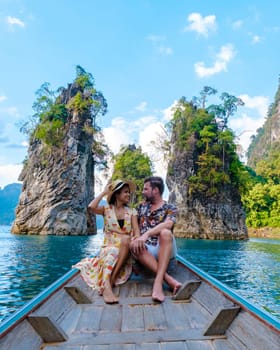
(166, 102, 248, 240)
(11, 82, 98, 235)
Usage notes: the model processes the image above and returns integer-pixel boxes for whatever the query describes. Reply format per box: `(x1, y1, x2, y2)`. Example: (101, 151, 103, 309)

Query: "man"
(130, 176, 182, 302)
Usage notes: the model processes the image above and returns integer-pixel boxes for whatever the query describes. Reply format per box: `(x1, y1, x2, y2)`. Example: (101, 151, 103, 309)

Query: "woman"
(74, 179, 139, 304)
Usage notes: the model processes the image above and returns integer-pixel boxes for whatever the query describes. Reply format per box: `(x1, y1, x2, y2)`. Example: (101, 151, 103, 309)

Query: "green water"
(0, 225, 279, 323)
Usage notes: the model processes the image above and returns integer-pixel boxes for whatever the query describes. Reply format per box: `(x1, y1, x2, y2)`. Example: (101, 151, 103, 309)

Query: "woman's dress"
(74, 204, 136, 294)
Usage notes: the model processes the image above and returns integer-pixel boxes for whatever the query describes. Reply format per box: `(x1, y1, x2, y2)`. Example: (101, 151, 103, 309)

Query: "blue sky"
(0, 0, 279, 189)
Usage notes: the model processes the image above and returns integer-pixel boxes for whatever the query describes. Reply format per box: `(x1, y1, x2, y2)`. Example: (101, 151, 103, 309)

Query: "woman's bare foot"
(103, 281, 119, 304)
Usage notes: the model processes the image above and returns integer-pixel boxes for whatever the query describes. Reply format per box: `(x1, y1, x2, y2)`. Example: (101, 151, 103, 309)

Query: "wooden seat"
(28, 315, 68, 343)
(64, 286, 92, 304)
(203, 305, 240, 336)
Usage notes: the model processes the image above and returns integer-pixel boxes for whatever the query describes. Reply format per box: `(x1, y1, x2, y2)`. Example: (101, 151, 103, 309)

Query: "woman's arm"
(131, 214, 140, 238)
(88, 184, 111, 215)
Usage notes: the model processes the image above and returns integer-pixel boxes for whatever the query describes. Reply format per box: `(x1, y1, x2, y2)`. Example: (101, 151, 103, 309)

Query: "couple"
(74, 176, 181, 304)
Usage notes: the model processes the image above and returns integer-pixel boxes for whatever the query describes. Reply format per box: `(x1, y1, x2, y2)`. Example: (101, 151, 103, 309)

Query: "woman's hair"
(109, 184, 129, 205)
(144, 176, 164, 195)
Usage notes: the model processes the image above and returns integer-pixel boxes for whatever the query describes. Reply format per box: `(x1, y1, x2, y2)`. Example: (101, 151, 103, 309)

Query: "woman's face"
(116, 185, 130, 204)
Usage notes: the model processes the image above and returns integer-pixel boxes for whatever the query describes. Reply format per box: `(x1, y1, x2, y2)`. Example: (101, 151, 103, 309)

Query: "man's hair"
(144, 176, 164, 195)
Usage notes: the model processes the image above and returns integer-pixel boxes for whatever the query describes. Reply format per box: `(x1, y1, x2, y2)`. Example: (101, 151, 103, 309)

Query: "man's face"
(142, 181, 154, 202)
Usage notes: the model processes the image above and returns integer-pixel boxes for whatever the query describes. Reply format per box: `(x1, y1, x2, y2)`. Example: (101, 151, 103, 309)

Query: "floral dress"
(74, 204, 137, 294)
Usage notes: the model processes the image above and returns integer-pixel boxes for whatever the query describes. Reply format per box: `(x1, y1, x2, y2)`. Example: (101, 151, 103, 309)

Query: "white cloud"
(0, 95, 7, 103)
(0, 164, 22, 189)
(232, 20, 243, 30)
(251, 35, 261, 44)
(139, 121, 168, 176)
(162, 100, 178, 121)
(194, 44, 235, 78)
(158, 46, 173, 56)
(146, 34, 166, 42)
(135, 101, 147, 112)
(146, 34, 173, 56)
(6, 16, 25, 28)
(229, 94, 269, 160)
(184, 13, 217, 37)
(238, 94, 269, 117)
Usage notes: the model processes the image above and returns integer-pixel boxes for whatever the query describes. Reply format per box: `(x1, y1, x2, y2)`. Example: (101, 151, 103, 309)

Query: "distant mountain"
(0, 183, 22, 225)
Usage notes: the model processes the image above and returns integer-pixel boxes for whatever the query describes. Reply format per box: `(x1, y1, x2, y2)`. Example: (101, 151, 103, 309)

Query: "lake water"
(0, 225, 279, 323)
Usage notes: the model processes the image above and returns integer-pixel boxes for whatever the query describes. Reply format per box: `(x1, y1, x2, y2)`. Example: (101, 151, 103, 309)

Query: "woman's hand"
(130, 235, 146, 255)
(103, 183, 112, 196)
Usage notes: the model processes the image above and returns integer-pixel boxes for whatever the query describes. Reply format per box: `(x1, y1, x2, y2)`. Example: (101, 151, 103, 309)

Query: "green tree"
(111, 145, 153, 203)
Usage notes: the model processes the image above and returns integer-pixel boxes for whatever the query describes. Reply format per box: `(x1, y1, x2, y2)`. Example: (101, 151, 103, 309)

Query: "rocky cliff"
(166, 101, 248, 240)
(247, 80, 280, 168)
(11, 81, 99, 235)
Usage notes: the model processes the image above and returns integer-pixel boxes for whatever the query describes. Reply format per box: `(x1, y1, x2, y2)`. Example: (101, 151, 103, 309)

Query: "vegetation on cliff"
(111, 144, 153, 202)
(166, 88, 249, 199)
(242, 78, 280, 228)
(20, 65, 109, 171)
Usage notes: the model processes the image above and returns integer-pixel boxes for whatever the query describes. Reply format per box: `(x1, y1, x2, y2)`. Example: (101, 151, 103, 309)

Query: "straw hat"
(107, 179, 136, 204)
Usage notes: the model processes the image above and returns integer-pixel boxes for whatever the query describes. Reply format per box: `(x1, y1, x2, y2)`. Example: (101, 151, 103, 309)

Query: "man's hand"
(130, 236, 146, 255)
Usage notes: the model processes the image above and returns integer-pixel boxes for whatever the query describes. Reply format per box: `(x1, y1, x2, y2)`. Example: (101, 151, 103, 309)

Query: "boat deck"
(1, 260, 279, 350)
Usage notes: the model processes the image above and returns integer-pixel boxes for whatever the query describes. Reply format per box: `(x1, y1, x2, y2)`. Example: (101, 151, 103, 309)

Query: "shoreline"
(248, 227, 280, 239)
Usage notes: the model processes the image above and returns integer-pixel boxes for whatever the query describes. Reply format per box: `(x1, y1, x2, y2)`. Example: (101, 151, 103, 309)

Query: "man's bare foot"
(165, 274, 182, 295)
(172, 282, 182, 295)
(152, 282, 165, 303)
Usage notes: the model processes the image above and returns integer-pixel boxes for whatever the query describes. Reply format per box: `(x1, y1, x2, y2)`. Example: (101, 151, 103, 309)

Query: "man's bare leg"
(135, 231, 181, 302)
(152, 229, 173, 302)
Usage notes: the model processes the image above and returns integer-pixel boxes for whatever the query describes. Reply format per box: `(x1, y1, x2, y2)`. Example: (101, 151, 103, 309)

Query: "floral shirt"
(137, 201, 177, 246)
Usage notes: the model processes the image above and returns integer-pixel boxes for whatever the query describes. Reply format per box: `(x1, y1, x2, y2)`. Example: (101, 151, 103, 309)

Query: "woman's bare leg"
(111, 235, 130, 287)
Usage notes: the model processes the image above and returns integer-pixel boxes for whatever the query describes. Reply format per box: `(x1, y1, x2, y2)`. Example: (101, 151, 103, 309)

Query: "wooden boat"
(0, 255, 279, 350)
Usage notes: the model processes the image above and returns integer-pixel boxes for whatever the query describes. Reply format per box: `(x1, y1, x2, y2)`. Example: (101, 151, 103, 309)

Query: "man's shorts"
(145, 235, 178, 274)
(145, 235, 177, 259)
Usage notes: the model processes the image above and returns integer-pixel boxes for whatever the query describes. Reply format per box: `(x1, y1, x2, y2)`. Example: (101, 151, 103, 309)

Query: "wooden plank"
(143, 304, 166, 331)
(108, 344, 136, 350)
(64, 329, 226, 346)
(64, 286, 92, 304)
(203, 306, 240, 336)
(59, 305, 82, 334)
(119, 281, 137, 298)
(0, 320, 42, 350)
(227, 311, 280, 350)
(193, 283, 234, 315)
(137, 280, 153, 297)
(172, 280, 201, 300)
(161, 341, 188, 350)
(212, 339, 237, 350)
(163, 300, 192, 329)
(185, 340, 213, 349)
(122, 305, 144, 332)
(136, 343, 161, 350)
(99, 304, 122, 332)
(181, 299, 212, 329)
(27, 315, 68, 343)
(43, 345, 83, 350)
(75, 305, 103, 332)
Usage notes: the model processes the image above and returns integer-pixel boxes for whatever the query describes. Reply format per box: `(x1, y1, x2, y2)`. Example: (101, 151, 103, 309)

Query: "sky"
(0, 0, 279, 189)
